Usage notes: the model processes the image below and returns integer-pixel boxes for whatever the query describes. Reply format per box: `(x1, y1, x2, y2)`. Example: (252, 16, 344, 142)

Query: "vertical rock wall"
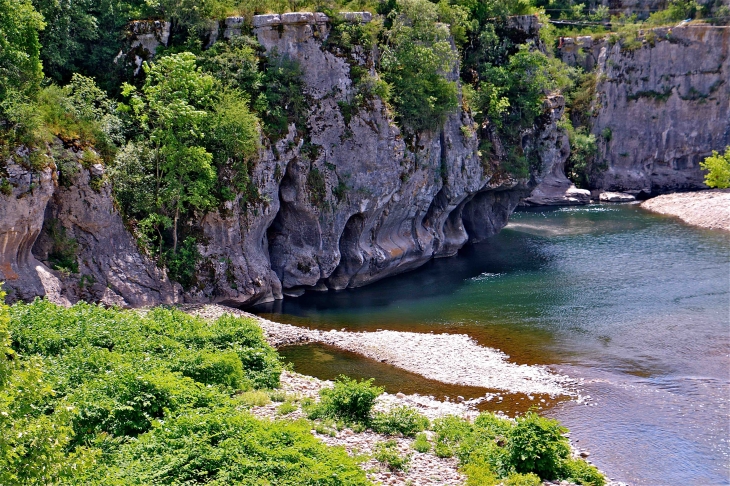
(562, 25, 730, 195)
(2, 13, 568, 306)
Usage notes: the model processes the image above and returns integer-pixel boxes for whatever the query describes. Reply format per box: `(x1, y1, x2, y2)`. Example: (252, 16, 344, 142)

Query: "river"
(253, 203, 730, 485)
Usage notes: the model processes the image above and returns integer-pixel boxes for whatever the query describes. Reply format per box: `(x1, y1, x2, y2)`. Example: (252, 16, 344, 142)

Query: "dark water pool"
(254, 204, 730, 485)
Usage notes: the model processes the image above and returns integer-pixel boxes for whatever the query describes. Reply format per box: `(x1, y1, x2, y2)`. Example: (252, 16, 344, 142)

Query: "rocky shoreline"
(185, 304, 576, 398)
(640, 190, 730, 231)
(185, 304, 630, 486)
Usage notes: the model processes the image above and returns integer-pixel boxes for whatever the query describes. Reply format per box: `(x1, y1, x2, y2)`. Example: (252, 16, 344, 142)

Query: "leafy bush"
(309, 375, 383, 423)
(505, 472, 543, 486)
(277, 400, 298, 415)
(239, 389, 272, 407)
(0, 289, 98, 485)
(508, 412, 571, 479)
(371, 406, 429, 437)
(561, 457, 606, 486)
(412, 432, 431, 453)
(373, 439, 412, 472)
(3, 299, 379, 484)
(91, 406, 370, 485)
(380, 0, 459, 132)
(0, 0, 44, 102)
(700, 146, 730, 189)
(432, 411, 603, 485)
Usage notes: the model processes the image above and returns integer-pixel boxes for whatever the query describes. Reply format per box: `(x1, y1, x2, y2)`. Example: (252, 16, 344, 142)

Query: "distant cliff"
(560, 24, 730, 195)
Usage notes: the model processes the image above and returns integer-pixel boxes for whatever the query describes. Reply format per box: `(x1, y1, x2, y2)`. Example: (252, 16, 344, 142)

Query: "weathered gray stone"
(563, 24, 730, 195)
(599, 191, 636, 202)
(31, 143, 180, 307)
(0, 159, 58, 303)
(280, 12, 316, 25)
(252, 14, 281, 28)
(341, 12, 373, 23)
(223, 16, 245, 39)
(126, 20, 170, 75)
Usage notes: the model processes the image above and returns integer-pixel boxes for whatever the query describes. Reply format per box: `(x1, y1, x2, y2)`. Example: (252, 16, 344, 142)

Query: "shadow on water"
(252, 204, 730, 485)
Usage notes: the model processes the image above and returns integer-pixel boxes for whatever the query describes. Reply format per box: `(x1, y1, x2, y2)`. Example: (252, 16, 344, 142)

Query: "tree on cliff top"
(700, 147, 730, 189)
(0, 0, 44, 104)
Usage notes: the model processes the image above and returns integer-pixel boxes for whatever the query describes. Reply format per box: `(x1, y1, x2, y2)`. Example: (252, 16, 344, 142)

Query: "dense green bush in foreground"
(1, 295, 369, 485)
(1, 294, 603, 485)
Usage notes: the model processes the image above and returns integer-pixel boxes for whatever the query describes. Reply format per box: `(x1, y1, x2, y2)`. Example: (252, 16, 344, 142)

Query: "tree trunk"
(172, 206, 179, 254)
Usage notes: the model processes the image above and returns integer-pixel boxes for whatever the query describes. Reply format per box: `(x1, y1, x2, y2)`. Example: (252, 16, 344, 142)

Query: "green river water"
(254, 203, 730, 485)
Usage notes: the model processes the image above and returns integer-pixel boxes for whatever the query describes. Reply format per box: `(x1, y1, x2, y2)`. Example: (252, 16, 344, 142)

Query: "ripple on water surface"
(254, 204, 730, 485)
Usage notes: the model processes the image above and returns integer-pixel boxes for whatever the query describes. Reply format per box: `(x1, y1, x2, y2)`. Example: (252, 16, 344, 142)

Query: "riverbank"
(640, 189, 730, 231)
(248, 370, 612, 486)
(185, 304, 576, 398)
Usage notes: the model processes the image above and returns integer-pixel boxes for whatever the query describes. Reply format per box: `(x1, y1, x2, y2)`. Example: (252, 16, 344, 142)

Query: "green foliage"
(117, 51, 260, 278)
(309, 375, 383, 423)
(373, 439, 412, 472)
(163, 236, 201, 289)
(0, 289, 98, 485)
(307, 167, 328, 208)
(508, 412, 570, 479)
(412, 432, 431, 453)
(0, 0, 44, 103)
(560, 117, 597, 189)
(371, 406, 430, 437)
(505, 472, 543, 486)
(93, 406, 370, 485)
(3, 300, 367, 484)
(561, 457, 606, 486)
(277, 400, 298, 415)
(647, 0, 702, 25)
(700, 147, 730, 189)
(257, 52, 307, 140)
(380, 0, 459, 132)
(240, 389, 272, 407)
(432, 411, 602, 485)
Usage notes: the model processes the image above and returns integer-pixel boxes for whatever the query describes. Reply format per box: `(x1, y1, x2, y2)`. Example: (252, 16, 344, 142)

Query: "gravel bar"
(186, 304, 575, 397)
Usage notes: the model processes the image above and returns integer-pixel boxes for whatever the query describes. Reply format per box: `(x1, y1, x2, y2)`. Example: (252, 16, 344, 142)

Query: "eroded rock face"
(524, 96, 591, 206)
(0, 157, 60, 303)
(32, 144, 180, 307)
(255, 19, 498, 293)
(564, 25, 730, 195)
(3, 14, 568, 306)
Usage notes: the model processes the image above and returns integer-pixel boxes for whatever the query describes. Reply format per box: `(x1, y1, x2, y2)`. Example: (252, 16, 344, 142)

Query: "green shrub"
(90, 406, 371, 485)
(508, 412, 570, 479)
(380, 0, 459, 132)
(462, 457, 500, 486)
(505, 472, 542, 486)
(700, 147, 730, 189)
(374, 439, 412, 472)
(310, 375, 383, 424)
(412, 432, 431, 453)
(239, 389, 271, 407)
(277, 400, 298, 415)
(561, 457, 606, 486)
(371, 406, 430, 437)
(433, 414, 474, 458)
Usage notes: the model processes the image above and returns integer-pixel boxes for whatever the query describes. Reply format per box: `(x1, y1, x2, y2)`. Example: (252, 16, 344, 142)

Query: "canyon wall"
(560, 24, 730, 195)
(0, 14, 568, 305)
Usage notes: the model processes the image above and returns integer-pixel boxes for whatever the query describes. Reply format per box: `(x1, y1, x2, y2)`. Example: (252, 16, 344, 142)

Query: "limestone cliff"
(1, 13, 568, 306)
(561, 24, 730, 195)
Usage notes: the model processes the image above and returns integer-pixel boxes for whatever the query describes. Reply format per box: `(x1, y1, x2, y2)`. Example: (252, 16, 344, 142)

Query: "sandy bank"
(186, 304, 575, 398)
(641, 189, 730, 231)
